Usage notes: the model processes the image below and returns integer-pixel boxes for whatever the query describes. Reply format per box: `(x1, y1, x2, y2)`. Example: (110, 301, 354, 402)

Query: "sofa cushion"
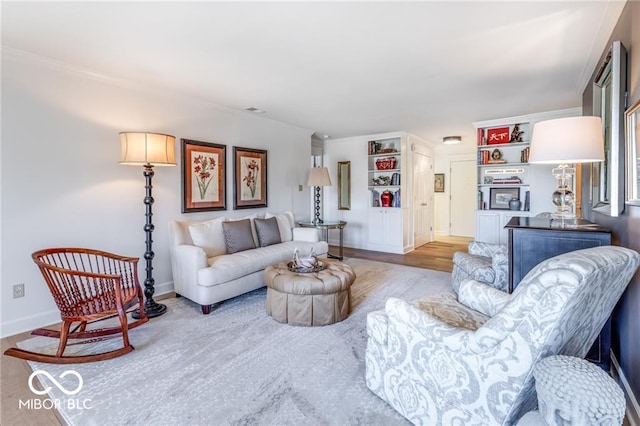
(199, 241, 328, 287)
(229, 213, 260, 246)
(222, 219, 256, 254)
(187, 217, 227, 257)
(265, 211, 294, 242)
(254, 217, 281, 247)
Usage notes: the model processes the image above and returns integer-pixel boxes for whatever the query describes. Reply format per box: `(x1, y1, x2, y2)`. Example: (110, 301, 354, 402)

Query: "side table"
(519, 355, 625, 425)
(297, 221, 347, 260)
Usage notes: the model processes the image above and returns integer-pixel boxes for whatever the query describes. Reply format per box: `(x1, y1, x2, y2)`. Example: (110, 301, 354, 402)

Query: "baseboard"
(611, 352, 640, 425)
(1, 309, 61, 339)
(1, 281, 175, 339)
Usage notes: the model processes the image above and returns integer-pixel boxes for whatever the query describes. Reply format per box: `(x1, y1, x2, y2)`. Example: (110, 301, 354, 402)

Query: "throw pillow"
(228, 213, 259, 246)
(265, 211, 295, 242)
(254, 217, 282, 247)
(222, 219, 257, 254)
(188, 217, 227, 257)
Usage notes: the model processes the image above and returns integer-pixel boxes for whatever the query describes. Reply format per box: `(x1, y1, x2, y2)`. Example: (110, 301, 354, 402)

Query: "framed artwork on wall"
(233, 146, 267, 209)
(489, 187, 520, 210)
(181, 139, 226, 213)
(434, 173, 445, 192)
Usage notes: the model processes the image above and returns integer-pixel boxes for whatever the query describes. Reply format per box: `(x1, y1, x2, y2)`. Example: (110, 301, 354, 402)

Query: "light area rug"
(18, 258, 454, 426)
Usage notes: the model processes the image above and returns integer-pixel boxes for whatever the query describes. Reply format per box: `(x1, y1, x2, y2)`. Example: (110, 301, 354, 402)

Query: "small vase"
(509, 198, 522, 211)
(381, 190, 394, 207)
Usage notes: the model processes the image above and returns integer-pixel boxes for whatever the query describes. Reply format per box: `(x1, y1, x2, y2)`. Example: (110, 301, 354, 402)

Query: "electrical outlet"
(13, 283, 25, 298)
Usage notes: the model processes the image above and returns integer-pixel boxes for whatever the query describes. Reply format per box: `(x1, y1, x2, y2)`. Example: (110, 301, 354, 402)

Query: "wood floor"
(0, 237, 470, 426)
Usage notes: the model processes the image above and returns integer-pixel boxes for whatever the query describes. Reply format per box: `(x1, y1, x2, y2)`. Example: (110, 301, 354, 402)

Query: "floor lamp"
(119, 132, 176, 318)
(307, 167, 332, 224)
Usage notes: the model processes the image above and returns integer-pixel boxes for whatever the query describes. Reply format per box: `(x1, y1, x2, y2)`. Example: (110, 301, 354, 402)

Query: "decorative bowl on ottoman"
(375, 157, 397, 170)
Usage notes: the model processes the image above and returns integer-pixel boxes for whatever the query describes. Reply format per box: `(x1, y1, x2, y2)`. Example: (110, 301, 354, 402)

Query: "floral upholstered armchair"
(451, 241, 508, 293)
(365, 246, 640, 426)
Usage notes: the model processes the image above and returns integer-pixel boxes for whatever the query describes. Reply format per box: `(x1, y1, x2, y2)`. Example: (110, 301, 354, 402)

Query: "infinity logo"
(28, 370, 83, 396)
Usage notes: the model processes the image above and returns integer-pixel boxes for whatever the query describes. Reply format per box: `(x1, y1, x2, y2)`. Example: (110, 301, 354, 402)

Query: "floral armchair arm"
(385, 297, 477, 353)
(468, 241, 509, 291)
(457, 279, 511, 317)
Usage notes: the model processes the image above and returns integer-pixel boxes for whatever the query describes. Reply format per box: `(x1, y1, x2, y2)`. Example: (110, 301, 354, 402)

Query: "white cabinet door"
(476, 211, 501, 244)
(368, 208, 403, 253)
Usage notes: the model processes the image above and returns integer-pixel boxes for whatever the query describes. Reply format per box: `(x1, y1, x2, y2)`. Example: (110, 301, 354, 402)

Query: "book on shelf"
(477, 128, 486, 146)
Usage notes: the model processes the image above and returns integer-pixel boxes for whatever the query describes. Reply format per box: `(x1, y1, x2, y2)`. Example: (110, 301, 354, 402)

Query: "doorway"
(413, 148, 433, 247)
(449, 159, 476, 237)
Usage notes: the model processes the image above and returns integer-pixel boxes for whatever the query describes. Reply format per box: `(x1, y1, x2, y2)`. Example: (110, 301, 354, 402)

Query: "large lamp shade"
(119, 132, 177, 166)
(529, 116, 604, 164)
(307, 167, 332, 187)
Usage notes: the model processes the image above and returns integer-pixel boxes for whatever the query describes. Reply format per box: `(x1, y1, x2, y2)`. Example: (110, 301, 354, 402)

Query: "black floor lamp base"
(132, 301, 167, 319)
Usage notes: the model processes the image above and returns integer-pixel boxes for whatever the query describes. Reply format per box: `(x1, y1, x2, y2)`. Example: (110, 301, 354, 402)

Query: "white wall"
(1, 49, 314, 337)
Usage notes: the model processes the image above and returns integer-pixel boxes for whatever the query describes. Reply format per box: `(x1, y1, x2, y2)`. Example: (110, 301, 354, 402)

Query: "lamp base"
(132, 301, 167, 319)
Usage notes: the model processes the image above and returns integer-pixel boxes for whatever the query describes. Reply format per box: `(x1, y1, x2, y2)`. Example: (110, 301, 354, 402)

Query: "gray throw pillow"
(222, 219, 256, 254)
(254, 217, 282, 247)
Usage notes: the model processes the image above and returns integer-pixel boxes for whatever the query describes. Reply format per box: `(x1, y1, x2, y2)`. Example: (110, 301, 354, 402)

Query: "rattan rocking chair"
(4, 248, 148, 364)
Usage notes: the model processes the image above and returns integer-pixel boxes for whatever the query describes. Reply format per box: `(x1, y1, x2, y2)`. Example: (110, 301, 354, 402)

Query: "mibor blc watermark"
(20, 369, 92, 410)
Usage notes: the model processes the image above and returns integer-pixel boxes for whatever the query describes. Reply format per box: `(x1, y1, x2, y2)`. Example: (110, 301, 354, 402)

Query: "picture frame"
(487, 127, 510, 145)
(489, 187, 520, 210)
(181, 139, 226, 213)
(626, 99, 640, 206)
(233, 146, 267, 209)
(434, 173, 445, 192)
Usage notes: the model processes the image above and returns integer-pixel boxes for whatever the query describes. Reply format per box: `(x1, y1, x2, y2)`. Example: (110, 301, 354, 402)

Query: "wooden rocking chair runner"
(4, 248, 148, 364)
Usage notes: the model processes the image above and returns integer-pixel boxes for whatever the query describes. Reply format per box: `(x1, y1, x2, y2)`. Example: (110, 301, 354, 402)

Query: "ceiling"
(1, 1, 626, 144)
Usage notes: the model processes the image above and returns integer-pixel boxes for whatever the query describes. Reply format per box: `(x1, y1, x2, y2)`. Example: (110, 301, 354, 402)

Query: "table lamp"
(529, 116, 604, 219)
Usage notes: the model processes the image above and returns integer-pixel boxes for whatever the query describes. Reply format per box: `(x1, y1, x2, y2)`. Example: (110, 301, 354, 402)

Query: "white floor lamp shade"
(307, 167, 332, 224)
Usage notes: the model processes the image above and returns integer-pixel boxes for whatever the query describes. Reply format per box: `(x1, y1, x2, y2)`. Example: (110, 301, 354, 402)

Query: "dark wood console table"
(505, 216, 612, 369)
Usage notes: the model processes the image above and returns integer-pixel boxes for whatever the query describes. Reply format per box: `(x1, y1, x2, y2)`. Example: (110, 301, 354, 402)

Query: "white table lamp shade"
(307, 167, 332, 187)
(529, 116, 604, 164)
(119, 132, 176, 166)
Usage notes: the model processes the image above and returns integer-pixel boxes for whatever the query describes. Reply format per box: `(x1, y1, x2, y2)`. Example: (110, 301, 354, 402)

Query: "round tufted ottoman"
(532, 355, 625, 425)
(263, 259, 356, 326)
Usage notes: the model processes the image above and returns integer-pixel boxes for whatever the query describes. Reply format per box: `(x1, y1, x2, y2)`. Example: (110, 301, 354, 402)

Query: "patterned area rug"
(18, 258, 453, 426)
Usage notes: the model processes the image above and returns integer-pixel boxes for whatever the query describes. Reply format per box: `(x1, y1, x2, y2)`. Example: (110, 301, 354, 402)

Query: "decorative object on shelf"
(443, 136, 462, 145)
(370, 188, 380, 207)
(484, 176, 494, 184)
(625, 99, 640, 205)
(391, 172, 400, 186)
(288, 247, 325, 273)
(393, 189, 401, 207)
(489, 187, 520, 210)
(434, 173, 445, 192)
(509, 124, 524, 142)
(491, 149, 503, 161)
(487, 127, 510, 145)
(375, 157, 397, 170)
(372, 176, 392, 186)
(307, 165, 332, 224)
(378, 141, 396, 153)
(181, 139, 226, 213)
(119, 131, 176, 318)
(492, 176, 522, 185)
(530, 116, 604, 219)
(380, 190, 394, 207)
(509, 198, 522, 211)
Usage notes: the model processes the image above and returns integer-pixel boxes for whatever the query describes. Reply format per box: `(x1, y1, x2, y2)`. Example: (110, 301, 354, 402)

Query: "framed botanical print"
(181, 139, 226, 213)
(233, 146, 267, 209)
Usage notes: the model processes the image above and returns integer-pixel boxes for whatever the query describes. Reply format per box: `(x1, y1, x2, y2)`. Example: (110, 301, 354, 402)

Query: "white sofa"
(168, 212, 328, 314)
